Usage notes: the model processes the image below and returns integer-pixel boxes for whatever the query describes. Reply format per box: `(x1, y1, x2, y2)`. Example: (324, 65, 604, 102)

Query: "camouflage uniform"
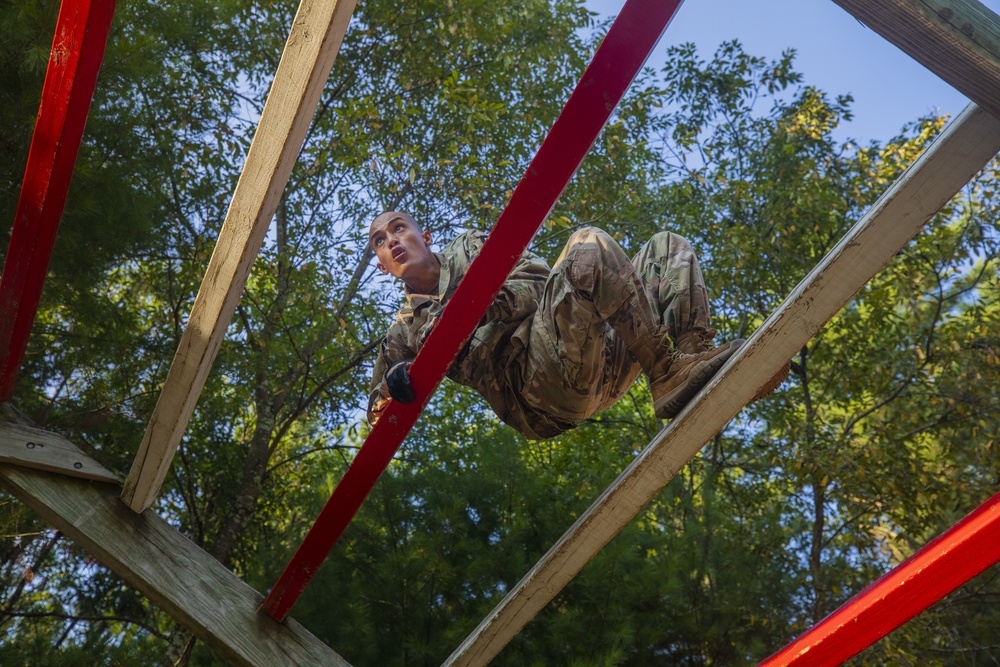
(368, 227, 712, 439)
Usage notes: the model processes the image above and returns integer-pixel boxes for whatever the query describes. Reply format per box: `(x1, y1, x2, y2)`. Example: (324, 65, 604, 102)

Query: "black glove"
(386, 359, 416, 404)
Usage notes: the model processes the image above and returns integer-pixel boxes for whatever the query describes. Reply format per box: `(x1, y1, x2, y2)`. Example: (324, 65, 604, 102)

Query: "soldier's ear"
(376, 262, 389, 275)
(422, 231, 432, 247)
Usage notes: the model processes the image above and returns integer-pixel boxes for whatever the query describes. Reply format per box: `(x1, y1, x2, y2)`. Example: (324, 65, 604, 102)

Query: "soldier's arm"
(366, 323, 415, 425)
(450, 230, 549, 324)
(486, 246, 550, 323)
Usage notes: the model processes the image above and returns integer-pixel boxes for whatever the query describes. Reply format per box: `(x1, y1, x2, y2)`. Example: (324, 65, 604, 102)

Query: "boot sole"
(654, 340, 742, 419)
(751, 361, 791, 402)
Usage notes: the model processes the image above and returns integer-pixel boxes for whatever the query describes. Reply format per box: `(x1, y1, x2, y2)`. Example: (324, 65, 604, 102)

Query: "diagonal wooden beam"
(443, 103, 1000, 667)
(0, 0, 117, 401)
(831, 0, 1000, 119)
(122, 0, 357, 512)
(0, 415, 350, 666)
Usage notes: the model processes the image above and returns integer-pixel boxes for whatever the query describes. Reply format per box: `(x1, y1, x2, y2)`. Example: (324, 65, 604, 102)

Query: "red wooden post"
(260, 0, 685, 622)
(0, 0, 117, 400)
(758, 491, 1000, 667)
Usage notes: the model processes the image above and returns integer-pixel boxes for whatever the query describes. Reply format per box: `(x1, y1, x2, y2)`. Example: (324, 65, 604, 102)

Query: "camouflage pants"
(520, 227, 711, 432)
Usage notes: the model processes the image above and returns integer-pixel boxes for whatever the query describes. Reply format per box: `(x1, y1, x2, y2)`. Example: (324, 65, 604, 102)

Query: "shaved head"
(367, 211, 439, 293)
(369, 211, 419, 240)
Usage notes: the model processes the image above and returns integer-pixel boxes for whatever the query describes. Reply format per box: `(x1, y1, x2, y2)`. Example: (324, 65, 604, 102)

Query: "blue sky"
(586, 0, 1000, 144)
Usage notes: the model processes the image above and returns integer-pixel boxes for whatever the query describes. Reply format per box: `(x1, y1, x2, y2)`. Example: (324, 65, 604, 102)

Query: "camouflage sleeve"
(458, 230, 550, 324)
(367, 321, 416, 425)
(486, 246, 550, 323)
(367, 230, 550, 424)
(412, 300, 445, 349)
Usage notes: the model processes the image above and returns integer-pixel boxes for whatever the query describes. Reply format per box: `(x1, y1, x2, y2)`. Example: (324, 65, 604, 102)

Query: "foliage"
(0, 3, 998, 666)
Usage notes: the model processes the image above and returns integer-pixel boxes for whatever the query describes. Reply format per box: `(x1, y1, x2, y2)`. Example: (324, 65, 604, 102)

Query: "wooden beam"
(0, 422, 118, 483)
(122, 0, 357, 512)
(443, 103, 1000, 667)
(758, 491, 1000, 666)
(0, 0, 117, 400)
(259, 0, 687, 622)
(0, 416, 350, 666)
(831, 0, 1000, 119)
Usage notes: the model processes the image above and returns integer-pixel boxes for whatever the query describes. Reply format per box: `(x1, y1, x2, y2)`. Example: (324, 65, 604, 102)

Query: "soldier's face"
(369, 213, 436, 284)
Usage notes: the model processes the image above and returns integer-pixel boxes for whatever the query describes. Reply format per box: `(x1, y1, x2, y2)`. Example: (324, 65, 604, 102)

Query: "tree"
(2, 0, 608, 663)
(2, 4, 998, 665)
(631, 41, 1000, 664)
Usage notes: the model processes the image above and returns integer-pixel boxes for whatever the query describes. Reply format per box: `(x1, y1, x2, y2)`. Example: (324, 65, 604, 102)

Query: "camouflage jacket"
(367, 230, 554, 438)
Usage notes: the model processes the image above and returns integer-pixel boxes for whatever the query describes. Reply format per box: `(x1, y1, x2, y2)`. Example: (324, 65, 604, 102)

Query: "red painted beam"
(759, 491, 1000, 667)
(0, 0, 117, 400)
(260, 0, 684, 621)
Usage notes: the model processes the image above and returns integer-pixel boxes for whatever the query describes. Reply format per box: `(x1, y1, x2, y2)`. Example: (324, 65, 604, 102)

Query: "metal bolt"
(74, 462, 83, 469)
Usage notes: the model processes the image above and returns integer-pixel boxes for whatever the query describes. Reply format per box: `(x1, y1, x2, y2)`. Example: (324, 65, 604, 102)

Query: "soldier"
(366, 212, 786, 440)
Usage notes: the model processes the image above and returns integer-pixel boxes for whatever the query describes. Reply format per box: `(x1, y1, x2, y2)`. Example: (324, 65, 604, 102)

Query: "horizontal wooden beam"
(0, 421, 118, 483)
(122, 0, 357, 512)
(0, 414, 350, 666)
(831, 0, 1000, 119)
(443, 103, 1000, 667)
(758, 491, 1000, 666)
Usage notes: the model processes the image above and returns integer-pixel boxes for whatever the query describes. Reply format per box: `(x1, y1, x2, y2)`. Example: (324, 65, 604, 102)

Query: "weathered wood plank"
(831, 0, 1000, 119)
(444, 104, 1000, 667)
(0, 422, 118, 483)
(122, 0, 357, 512)
(0, 434, 350, 666)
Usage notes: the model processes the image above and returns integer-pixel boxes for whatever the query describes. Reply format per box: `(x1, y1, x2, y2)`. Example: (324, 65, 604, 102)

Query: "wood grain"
(0, 422, 118, 483)
(0, 414, 349, 666)
(444, 104, 1000, 667)
(123, 0, 357, 512)
(832, 0, 1000, 119)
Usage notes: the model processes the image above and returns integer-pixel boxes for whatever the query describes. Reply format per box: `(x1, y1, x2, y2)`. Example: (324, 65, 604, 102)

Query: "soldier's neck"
(404, 258, 441, 295)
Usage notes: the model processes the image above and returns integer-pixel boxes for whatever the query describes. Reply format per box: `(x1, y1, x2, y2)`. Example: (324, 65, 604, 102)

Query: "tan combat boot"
(649, 339, 744, 419)
(675, 327, 790, 403)
(674, 328, 718, 355)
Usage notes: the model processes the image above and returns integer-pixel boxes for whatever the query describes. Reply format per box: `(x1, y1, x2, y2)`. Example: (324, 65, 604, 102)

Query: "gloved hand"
(386, 359, 416, 404)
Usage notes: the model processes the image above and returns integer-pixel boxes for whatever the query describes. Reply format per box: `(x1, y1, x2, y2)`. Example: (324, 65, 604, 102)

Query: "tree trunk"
(800, 344, 827, 620)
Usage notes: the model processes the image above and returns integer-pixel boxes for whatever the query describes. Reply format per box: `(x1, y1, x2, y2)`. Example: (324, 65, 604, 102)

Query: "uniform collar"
(403, 252, 447, 304)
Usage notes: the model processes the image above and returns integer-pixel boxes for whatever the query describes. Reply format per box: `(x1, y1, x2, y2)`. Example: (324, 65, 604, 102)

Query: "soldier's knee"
(568, 228, 625, 258)
(566, 226, 608, 247)
(647, 230, 670, 245)
(646, 230, 694, 256)
(561, 227, 622, 292)
(650, 229, 688, 246)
